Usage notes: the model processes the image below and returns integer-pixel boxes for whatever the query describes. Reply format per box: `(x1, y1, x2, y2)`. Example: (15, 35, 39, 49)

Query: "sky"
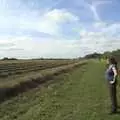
(0, 0, 120, 58)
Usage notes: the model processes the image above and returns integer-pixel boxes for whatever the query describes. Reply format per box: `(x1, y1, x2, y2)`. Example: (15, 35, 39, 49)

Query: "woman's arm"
(112, 67, 117, 76)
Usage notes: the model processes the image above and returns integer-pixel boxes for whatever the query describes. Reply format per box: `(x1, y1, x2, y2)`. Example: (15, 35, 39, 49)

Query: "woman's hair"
(109, 57, 118, 69)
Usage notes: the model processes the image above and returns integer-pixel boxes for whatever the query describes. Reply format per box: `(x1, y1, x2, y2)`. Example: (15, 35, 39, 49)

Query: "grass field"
(0, 60, 120, 120)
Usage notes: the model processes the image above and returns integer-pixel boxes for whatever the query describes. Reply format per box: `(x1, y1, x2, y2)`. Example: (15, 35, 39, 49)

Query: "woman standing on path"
(105, 57, 118, 114)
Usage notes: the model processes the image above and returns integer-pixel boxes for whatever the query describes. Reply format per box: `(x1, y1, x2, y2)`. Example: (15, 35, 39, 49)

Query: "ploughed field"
(0, 59, 77, 78)
(0, 59, 85, 102)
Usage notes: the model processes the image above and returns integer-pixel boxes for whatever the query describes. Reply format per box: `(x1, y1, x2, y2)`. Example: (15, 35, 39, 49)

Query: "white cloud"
(0, 5, 79, 35)
(102, 23, 120, 33)
(78, 22, 120, 55)
(44, 9, 79, 22)
(36, 9, 79, 35)
(94, 22, 108, 29)
(0, 8, 79, 36)
(0, 37, 81, 58)
(1, 21, 120, 58)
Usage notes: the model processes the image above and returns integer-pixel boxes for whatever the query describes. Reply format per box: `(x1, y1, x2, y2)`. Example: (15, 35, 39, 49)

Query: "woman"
(105, 57, 118, 114)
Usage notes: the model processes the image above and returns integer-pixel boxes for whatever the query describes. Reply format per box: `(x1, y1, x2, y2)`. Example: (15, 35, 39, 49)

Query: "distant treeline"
(84, 49, 120, 61)
(1, 57, 18, 60)
(1, 49, 120, 61)
(31, 58, 73, 60)
(0, 57, 73, 61)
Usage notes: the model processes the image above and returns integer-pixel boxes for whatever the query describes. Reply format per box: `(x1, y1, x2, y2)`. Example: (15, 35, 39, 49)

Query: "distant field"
(0, 59, 78, 78)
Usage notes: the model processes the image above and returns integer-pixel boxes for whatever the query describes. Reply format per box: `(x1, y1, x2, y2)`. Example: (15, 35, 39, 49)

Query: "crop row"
(0, 60, 77, 77)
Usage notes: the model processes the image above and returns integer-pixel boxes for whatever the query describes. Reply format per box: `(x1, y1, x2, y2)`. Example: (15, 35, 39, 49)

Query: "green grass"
(0, 60, 120, 120)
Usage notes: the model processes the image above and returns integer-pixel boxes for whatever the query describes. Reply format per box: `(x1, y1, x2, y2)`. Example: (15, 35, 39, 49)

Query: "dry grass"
(0, 60, 87, 103)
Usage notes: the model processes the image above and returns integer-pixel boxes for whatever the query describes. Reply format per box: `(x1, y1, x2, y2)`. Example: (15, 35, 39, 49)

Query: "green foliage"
(84, 49, 120, 61)
(111, 49, 120, 61)
(2, 57, 18, 60)
(84, 52, 102, 59)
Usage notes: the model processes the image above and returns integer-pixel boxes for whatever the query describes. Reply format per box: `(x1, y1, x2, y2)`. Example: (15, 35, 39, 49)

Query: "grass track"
(0, 60, 120, 120)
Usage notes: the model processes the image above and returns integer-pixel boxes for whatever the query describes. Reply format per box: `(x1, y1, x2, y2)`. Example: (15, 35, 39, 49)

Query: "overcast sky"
(0, 0, 120, 58)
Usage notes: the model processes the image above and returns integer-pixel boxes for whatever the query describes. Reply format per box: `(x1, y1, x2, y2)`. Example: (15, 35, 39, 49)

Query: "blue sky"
(0, 0, 120, 58)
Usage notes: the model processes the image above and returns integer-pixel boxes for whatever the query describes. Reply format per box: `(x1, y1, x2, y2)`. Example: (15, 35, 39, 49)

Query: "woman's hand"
(110, 78, 116, 84)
